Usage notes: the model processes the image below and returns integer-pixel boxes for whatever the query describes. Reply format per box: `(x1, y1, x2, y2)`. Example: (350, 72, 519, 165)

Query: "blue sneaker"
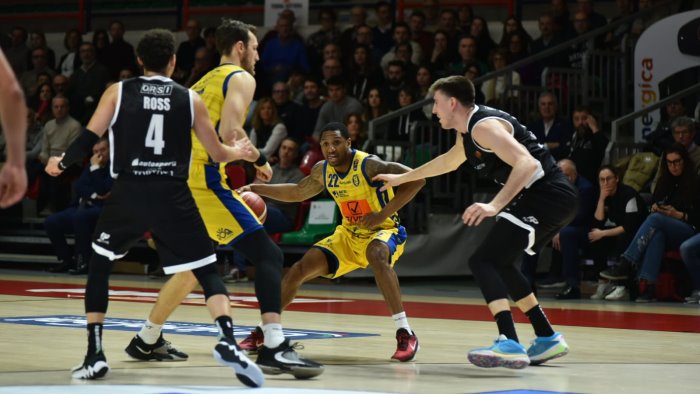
(468, 335, 530, 369)
(527, 332, 569, 365)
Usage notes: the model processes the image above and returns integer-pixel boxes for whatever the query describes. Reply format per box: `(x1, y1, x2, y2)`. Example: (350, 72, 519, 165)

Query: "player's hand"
(552, 233, 561, 251)
(45, 155, 65, 177)
(90, 152, 102, 167)
(229, 138, 257, 162)
(236, 185, 252, 194)
(586, 115, 600, 133)
(462, 202, 498, 226)
(254, 162, 273, 183)
(588, 228, 605, 242)
(359, 212, 385, 230)
(373, 173, 403, 192)
(0, 161, 28, 208)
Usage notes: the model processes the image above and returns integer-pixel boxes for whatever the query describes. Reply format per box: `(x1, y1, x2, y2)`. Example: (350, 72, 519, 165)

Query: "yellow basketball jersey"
(189, 63, 246, 164)
(324, 150, 399, 234)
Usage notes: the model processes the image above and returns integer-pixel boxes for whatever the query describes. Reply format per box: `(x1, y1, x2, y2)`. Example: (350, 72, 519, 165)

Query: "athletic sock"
(138, 319, 162, 345)
(392, 311, 412, 333)
(215, 316, 235, 340)
(494, 310, 519, 343)
(262, 323, 284, 349)
(525, 304, 555, 338)
(87, 323, 103, 355)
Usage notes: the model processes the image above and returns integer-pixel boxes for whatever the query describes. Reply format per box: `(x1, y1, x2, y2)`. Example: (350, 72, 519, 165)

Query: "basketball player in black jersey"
(375, 75, 577, 369)
(0, 50, 27, 208)
(45, 29, 266, 387)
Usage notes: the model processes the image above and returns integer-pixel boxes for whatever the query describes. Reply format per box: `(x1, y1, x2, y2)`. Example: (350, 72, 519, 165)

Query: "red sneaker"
(391, 328, 419, 362)
(239, 327, 264, 354)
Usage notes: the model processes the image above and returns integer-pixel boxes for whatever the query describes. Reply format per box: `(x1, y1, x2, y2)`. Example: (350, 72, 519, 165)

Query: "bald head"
(558, 159, 578, 183)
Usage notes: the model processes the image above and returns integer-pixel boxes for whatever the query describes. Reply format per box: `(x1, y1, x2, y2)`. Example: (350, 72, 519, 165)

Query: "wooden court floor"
(1, 269, 699, 394)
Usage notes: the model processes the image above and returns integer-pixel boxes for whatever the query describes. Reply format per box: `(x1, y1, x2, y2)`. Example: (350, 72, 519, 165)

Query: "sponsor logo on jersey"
(217, 227, 234, 241)
(97, 232, 111, 245)
(140, 83, 173, 96)
(522, 216, 539, 225)
(352, 174, 360, 187)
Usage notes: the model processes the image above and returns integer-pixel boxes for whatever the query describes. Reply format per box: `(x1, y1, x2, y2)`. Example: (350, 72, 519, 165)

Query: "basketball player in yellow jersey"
(239, 122, 426, 362)
(126, 19, 324, 378)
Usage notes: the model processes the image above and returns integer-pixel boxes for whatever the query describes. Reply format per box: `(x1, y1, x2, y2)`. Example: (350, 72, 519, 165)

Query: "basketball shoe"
(213, 337, 265, 388)
(125, 334, 188, 361)
(239, 326, 264, 353)
(71, 352, 110, 379)
(468, 335, 530, 369)
(527, 332, 569, 365)
(256, 338, 325, 379)
(392, 328, 419, 362)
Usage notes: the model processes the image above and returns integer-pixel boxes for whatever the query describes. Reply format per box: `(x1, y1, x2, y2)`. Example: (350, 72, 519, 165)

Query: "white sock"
(138, 319, 163, 345)
(392, 312, 412, 333)
(262, 323, 284, 348)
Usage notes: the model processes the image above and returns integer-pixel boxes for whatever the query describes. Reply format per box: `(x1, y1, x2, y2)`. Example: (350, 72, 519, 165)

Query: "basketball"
(240, 191, 267, 223)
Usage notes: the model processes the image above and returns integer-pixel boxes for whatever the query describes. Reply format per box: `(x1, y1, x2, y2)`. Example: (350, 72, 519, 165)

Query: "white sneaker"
(685, 289, 700, 304)
(604, 285, 629, 301)
(590, 281, 614, 300)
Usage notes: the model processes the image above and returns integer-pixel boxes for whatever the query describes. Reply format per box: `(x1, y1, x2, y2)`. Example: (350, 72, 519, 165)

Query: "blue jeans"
(680, 233, 700, 289)
(622, 213, 696, 282)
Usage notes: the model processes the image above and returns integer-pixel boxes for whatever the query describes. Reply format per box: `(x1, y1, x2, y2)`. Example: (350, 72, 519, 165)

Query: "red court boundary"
(2, 279, 699, 333)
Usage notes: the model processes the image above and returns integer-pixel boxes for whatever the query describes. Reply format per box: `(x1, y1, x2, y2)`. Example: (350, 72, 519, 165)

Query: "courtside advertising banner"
(634, 10, 700, 142)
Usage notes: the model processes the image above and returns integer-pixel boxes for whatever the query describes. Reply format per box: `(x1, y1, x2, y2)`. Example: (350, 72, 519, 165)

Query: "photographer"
(567, 106, 609, 185)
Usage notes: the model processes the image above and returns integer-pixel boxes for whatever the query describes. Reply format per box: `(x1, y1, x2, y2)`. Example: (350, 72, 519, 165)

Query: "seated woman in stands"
(600, 144, 700, 302)
(249, 97, 288, 164)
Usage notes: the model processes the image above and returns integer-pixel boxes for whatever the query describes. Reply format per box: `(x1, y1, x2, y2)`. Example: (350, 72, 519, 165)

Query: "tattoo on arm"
(296, 162, 326, 198)
(364, 156, 410, 177)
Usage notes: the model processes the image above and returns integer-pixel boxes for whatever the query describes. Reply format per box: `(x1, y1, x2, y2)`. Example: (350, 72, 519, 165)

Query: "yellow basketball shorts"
(187, 163, 263, 245)
(312, 224, 407, 279)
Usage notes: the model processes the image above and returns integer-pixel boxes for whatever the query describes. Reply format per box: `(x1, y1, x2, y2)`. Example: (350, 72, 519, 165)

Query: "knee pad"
(192, 263, 228, 300)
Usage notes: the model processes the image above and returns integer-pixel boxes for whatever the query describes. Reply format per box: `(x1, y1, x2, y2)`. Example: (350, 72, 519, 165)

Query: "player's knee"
(175, 270, 198, 289)
(366, 242, 390, 268)
(192, 264, 227, 299)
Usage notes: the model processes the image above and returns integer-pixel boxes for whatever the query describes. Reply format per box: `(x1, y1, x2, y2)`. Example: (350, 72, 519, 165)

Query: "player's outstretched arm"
(246, 161, 325, 202)
(373, 135, 466, 191)
(0, 52, 27, 208)
(192, 93, 257, 164)
(364, 157, 425, 225)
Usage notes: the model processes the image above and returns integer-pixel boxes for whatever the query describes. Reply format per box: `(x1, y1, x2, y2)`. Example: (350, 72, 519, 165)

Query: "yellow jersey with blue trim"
(189, 63, 246, 165)
(323, 150, 400, 234)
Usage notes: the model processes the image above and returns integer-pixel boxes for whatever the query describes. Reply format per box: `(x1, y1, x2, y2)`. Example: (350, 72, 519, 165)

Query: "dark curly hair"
(136, 29, 175, 73)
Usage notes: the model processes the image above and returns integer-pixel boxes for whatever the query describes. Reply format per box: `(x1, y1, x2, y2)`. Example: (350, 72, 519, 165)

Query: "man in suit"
(528, 92, 573, 161)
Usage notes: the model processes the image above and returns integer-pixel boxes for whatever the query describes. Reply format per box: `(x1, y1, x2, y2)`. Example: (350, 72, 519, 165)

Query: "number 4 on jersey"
(145, 114, 165, 155)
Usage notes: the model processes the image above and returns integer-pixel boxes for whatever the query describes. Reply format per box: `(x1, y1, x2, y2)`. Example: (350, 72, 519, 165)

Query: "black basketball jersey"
(109, 76, 193, 180)
(463, 105, 558, 186)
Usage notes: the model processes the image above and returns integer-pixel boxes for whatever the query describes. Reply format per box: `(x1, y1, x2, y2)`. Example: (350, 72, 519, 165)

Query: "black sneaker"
(213, 337, 265, 388)
(256, 338, 324, 379)
(555, 286, 581, 300)
(600, 257, 634, 280)
(48, 259, 74, 273)
(71, 352, 110, 379)
(125, 334, 188, 361)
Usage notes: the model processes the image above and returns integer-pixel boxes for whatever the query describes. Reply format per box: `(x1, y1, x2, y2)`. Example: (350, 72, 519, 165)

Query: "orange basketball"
(240, 191, 267, 223)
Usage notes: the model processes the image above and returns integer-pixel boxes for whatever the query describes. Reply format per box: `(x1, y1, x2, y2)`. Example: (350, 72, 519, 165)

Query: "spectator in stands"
(630, 0, 666, 39)
(28, 82, 55, 125)
(437, 9, 461, 61)
(645, 100, 690, 155)
(34, 95, 81, 214)
(91, 29, 109, 66)
(569, 10, 603, 69)
(118, 68, 135, 80)
(604, 0, 635, 51)
(19, 47, 56, 97)
(457, 5, 474, 32)
(449, 36, 488, 78)
(6, 26, 30, 75)
(601, 144, 700, 302)
(271, 81, 304, 142)
(423, 0, 441, 30)
(567, 106, 609, 184)
(480, 48, 520, 107)
(393, 42, 419, 81)
(202, 26, 220, 67)
(364, 87, 389, 123)
(429, 30, 455, 78)
(353, 24, 385, 64)
(340, 6, 368, 54)
(27, 31, 56, 71)
(262, 137, 305, 234)
(550, 0, 576, 40)
(380, 22, 423, 74)
(528, 92, 574, 160)
(314, 76, 364, 138)
(416, 65, 434, 99)
(323, 42, 342, 64)
(671, 117, 700, 174)
(103, 20, 136, 79)
(175, 19, 205, 82)
(577, 0, 607, 30)
(470, 16, 497, 61)
(589, 165, 647, 300)
(296, 76, 324, 144)
(463, 63, 486, 105)
(504, 31, 538, 85)
(409, 11, 434, 62)
(499, 16, 533, 49)
(259, 13, 310, 95)
(320, 57, 343, 96)
(680, 232, 700, 303)
(307, 9, 342, 75)
(184, 47, 214, 88)
(372, 1, 395, 55)
(531, 13, 568, 85)
(382, 60, 408, 110)
(345, 113, 368, 149)
(45, 138, 112, 273)
(69, 42, 110, 124)
(250, 97, 288, 162)
(259, 9, 302, 53)
(52, 74, 69, 96)
(348, 44, 384, 103)
(389, 85, 427, 140)
(58, 28, 83, 78)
